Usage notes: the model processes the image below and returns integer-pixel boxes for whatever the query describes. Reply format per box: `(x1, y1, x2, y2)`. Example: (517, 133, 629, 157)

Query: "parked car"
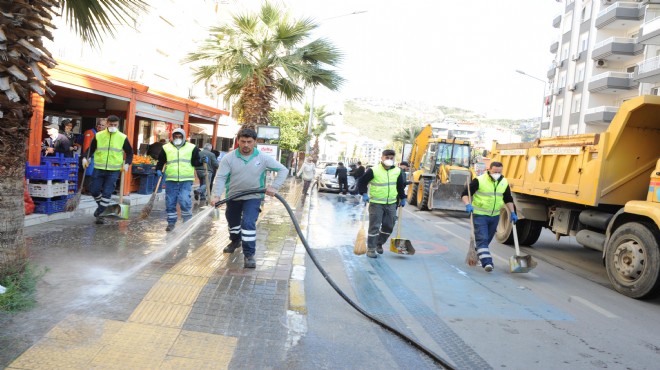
(317, 166, 356, 193)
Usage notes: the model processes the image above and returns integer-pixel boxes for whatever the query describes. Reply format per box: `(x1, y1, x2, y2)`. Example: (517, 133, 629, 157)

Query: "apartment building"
(547, 0, 660, 136)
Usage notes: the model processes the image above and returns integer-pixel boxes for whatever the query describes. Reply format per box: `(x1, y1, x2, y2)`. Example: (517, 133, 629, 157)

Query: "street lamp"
(516, 69, 547, 138)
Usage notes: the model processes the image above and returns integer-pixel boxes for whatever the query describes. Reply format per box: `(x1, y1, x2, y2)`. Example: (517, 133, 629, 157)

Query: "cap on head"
(45, 122, 59, 130)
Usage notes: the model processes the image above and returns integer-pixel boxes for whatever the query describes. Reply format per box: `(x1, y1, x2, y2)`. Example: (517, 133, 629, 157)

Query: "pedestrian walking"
(297, 157, 316, 195)
(81, 119, 106, 194)
(82, 115, 133, 224)
(211, 128, 288, 269)
(461, 161, 517, 272)
(155, 128, 205, 232)
(147, 138, 167, 160)
(194, 143, 219, 202)
(352, 161, 366, 180)
(357, 149, 407, 258)
(335, 162, 349, 195)
(42, 122, 72, 157)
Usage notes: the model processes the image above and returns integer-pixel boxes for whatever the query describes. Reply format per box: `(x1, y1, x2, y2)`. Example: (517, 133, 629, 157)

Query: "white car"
(317, 166, 356, 193)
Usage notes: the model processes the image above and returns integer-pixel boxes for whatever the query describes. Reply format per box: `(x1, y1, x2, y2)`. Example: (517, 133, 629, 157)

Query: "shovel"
(509, 222, 537, 273)
(389, 206, 415, 255)
(102, 166, 130, 219)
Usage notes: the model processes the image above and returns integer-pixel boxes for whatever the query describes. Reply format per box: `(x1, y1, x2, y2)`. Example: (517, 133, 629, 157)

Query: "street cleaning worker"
(155, 128, 206, 232)
(357, 149, 407, 258)
(83, 115, 133, 225)
(461, 161, 517, 272)
(211, 128, 288, 269)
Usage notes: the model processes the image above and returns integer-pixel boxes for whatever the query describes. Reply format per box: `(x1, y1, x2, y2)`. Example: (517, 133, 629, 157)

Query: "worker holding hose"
(211, 128, 288, 268)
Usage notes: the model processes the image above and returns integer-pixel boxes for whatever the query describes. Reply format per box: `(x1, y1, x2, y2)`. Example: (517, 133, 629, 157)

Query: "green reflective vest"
(369, 164, 401, 204)
(472, 173, 509, 216)
(94, 130, 127, 171)
(163, 142, 196, 182)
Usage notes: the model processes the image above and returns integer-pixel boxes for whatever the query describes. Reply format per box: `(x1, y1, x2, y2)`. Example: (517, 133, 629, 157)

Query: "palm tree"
(309, 105, 333, 162)
(392, 126, 423, 144)
(0, 0, 147, 274)
(183, 2, 344, 130)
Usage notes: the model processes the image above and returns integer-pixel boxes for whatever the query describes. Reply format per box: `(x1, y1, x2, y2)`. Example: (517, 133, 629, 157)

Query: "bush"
(0, 263, 47, 312)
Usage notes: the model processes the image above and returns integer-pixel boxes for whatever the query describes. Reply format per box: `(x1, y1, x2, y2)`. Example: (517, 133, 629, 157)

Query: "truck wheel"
(495, 206, 514, 245)
(605, 222, 660, 299)
(516, 219, 543, 246)
(416, 178, 431, 211)
(408, 182, 418, 206)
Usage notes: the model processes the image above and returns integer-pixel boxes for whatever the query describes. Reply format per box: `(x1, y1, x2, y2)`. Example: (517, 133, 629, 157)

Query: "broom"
(354, 203, 368, 255)
(139, 166, 165, 220)
(65, 152, 90, 212)
(465, 178, 479, 266)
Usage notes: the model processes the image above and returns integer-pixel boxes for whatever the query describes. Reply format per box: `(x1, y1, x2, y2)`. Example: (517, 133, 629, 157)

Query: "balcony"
(550, 40, 559, 54)
(565, 0, 575, 12)
(595, 2, 643, 29)
(591, 37, 643, 62)
(639, 15, 660, 45)
(584, 106, 618, 125)
(553, 14, 561, 29)
(635, 55, 660, 83)
(588, 71, 639, 93)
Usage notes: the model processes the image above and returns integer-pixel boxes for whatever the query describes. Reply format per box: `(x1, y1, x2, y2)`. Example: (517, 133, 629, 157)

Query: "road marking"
(569, 296, 619, 318)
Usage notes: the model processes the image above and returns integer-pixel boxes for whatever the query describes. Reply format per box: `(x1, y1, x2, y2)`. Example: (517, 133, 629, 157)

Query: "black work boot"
(95, 217, 106, 225)
(376, 244, 384, 254)
(165, 223, 176, 232)
(244, 255, 256, 269)
(223, 239, 241, 253)
(366, 248, 377, 258)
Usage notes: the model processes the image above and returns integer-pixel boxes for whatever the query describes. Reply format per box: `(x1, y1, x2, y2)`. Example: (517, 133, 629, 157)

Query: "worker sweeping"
(461, 161, 517, 272)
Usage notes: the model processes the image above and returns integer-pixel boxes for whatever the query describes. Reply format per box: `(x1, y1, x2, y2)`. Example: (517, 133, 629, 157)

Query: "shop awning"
(188, 123, 241, 138)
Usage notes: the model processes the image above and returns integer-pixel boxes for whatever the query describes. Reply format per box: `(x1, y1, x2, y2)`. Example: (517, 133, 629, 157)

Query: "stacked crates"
(26, 154, 79, 214)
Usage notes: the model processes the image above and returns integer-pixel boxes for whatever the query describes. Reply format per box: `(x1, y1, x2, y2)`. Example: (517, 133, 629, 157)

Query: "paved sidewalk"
(1, 178, 310, 369)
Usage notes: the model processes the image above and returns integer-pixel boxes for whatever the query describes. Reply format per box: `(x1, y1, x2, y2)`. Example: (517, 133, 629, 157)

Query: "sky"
(226, 0, 564, 119)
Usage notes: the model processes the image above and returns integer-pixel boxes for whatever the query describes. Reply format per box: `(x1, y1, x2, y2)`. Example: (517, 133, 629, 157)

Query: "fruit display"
(132, 155, 156, 165)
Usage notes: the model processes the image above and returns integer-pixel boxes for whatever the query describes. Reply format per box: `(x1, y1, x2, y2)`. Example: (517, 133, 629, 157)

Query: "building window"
(572, 97, 581, 113)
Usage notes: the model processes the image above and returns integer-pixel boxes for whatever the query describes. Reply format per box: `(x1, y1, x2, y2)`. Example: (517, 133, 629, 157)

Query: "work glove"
(122, 163, 129, 173)
(465, 204, 474, 214)
(362, 194, 369, 203)
(399, 198, 407, 207)
(82, 158, 89, 169)
(510, 211, 518, 223)
(202, 156, 209, 164)
(156, 170, 163, 178)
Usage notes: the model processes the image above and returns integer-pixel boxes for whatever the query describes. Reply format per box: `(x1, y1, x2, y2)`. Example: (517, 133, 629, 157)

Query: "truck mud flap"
(430, 183, 465, 212)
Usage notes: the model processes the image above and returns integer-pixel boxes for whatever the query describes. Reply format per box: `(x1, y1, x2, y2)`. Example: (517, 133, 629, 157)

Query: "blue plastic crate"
(26, 163, 69, 181)
(138, 174, 165, 195)
(41, 153, 78, 166)
(33, 196, 68, 215)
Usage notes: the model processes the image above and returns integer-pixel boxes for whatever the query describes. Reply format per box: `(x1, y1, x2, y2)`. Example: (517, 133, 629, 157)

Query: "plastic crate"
(33, 196, 68, 215)
(41, 153, 78, 167)
(137, 174, 165, 195)
(132, 164, 156, 174)
(26, 163, 69, 181)
(27, 180, 68, 198)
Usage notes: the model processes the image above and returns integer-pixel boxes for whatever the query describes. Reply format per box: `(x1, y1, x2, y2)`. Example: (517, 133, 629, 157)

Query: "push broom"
(140, 166, 165, 220)
(465, 178, 478, 266)
(65, 152, 90, 212)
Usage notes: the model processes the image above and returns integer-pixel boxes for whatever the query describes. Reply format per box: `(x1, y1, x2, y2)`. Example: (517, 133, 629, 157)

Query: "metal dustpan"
(101, 168, 130, 219)
(509, 222, 537, 273)
(390, 206, 415, 255)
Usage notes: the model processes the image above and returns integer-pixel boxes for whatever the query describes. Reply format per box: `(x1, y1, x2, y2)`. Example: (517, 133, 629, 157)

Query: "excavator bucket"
(430, 183, 466, 212)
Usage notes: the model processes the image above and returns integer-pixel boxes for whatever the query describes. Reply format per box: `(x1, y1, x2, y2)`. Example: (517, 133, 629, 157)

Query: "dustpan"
(390, 206, 415, 255)
(509, 222, 537, 273)
(101, 167, 130, 219)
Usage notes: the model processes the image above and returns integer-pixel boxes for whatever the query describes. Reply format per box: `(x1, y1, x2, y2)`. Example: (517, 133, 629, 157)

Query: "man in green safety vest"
(461, 161, 517, 272)
(83, 115, 133, 225)
(357, 149, 407, 258)
(155, 128, 206, 232)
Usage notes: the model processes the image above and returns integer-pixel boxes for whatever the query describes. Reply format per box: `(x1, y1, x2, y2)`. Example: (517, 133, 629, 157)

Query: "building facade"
(547, 0, 660, 136)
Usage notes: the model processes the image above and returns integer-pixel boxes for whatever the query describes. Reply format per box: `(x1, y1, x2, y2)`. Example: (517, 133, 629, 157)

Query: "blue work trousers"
(225, 198, 262, 257)
(165, 180, 193, 224)
(90, 169, 120, 214)
(472, 214, 499, 267)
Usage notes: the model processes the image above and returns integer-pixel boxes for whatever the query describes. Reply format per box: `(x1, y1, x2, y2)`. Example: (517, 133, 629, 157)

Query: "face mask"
(383, 159, 394, 167)
(108, 127, 118, 133)
(173, 139, 183, 146)
(490, 173, 502, 181)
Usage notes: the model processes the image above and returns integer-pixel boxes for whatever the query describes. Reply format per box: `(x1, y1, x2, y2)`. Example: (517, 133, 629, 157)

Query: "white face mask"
(173, 139, 183, 146)
(108, 127, 118, 133)
(383, 159, 394, 167)
(490, 173, 502, 181)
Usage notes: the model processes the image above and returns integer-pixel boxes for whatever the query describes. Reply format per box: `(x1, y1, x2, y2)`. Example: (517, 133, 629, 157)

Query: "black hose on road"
(215, 189, 456, 369)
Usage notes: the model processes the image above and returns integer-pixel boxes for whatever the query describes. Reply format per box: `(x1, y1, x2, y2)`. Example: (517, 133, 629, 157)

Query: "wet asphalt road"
(289, 190, 660, 370)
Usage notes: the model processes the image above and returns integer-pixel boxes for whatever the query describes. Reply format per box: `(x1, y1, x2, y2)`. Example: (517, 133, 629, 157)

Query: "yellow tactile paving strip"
(9, 184, 305, 369)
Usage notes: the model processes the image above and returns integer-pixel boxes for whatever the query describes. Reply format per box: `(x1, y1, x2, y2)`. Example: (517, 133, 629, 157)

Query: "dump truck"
(491, 95, 660, 299)
(407, 124, 476, 212)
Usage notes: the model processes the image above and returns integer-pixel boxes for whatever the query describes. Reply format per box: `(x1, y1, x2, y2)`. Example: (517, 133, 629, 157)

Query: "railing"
(638, 55, 660, 74)
(597, 2, 641, 19)
(585, 106, 619, 115)
(593, 36, 636, 49)
(589, 71, 635, 82)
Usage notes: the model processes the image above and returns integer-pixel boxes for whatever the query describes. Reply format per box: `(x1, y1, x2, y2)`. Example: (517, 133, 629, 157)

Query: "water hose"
(215, 189, 456, 369)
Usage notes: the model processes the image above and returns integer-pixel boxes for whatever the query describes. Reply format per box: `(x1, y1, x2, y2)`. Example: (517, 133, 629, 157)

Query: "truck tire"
(495, 206, 514, 245)
(416, 178, 431, 211)
(605, 222, 660, 299)
(408, 182, 418, 206)
(516, 219, 543, 246)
